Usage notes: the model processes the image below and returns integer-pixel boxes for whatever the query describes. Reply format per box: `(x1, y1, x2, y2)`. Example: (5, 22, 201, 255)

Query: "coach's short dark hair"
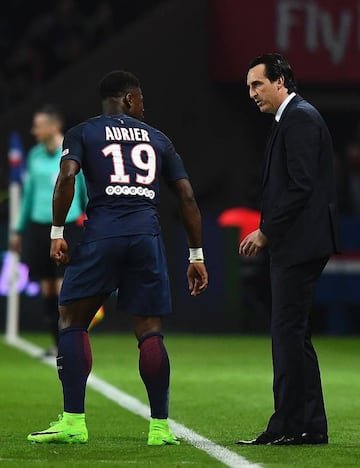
(99, 71, 140, 99)
(248, 53, 297, 93)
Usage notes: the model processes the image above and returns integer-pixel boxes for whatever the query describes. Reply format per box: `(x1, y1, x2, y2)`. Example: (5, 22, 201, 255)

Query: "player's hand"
(9, 232, 22, 254)
(239, 229, 268, 257)
(187, 263, 208, 296)
(50, 238, 69, 265)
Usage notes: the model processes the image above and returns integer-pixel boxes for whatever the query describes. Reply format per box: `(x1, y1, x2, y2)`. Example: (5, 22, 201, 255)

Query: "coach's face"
(247, 64, 284, 115)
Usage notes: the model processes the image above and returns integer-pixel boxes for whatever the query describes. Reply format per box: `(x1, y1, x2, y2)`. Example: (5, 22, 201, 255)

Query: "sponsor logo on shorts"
(105, 185, 155, 200)
(62, 148, 69, 156)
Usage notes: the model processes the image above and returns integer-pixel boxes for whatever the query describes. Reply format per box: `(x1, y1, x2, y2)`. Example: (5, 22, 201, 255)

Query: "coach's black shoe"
(301, 432, 328, 445)
(236, 431, 302, 445)
(269, 435, 302, 445)
(236, 431, 278, 445)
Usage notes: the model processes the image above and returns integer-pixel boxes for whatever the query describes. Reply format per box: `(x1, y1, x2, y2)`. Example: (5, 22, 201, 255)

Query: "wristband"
(50, 225, 64, 239)
(189, 247, 204, 263)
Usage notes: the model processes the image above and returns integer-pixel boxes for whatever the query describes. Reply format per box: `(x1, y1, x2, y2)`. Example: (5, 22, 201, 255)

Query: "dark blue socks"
(138, 332, 170, 419)
(57, 328, 169, 418)
(57, 327, 92, 413)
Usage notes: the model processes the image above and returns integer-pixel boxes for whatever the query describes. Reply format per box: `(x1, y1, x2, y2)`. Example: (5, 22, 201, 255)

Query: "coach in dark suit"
(238, 53, 339, 445)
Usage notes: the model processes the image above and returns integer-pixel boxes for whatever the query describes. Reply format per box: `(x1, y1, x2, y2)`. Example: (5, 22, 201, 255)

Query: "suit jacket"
(260, 94, 340, 266)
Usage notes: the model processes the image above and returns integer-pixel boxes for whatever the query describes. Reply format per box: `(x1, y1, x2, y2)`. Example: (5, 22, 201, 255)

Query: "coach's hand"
(187, 263, 208, 296)
(239, 229, 268, 257)
(50, 238, 69, 265)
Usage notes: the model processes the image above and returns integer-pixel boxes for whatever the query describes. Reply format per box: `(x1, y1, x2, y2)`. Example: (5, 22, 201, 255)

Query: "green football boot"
(147, 418, 180, 446)
(27, 412, 88, 444)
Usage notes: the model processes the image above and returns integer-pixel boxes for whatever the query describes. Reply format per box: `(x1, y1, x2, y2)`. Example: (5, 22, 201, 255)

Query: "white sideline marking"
(5, 336, 261, 468)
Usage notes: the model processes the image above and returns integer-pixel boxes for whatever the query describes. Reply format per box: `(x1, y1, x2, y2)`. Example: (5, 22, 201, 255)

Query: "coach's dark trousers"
(266, 256, 329, 437)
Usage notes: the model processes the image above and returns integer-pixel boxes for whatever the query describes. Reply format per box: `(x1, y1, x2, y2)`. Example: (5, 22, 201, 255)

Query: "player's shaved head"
(99, 70, 144, 120)
(99, 71, 141, 99)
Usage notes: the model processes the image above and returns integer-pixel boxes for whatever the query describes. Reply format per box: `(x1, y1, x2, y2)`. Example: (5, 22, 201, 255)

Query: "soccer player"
(9, 105, 88, 356)
(27, 71, 208, 445)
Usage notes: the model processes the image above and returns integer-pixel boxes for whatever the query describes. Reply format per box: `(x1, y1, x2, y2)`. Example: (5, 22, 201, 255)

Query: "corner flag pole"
(6, 132, 24, 342)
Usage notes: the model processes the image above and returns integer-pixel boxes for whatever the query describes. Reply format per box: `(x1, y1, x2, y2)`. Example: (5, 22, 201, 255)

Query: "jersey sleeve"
(161, 136, 188, 183)
(61, 123, 85, 167)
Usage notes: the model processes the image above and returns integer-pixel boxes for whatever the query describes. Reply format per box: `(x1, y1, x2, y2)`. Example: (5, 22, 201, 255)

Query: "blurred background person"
(9, 104, 88, 356)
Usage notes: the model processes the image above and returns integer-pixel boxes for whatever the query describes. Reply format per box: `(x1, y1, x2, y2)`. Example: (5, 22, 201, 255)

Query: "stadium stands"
(1, 0, 166, 113)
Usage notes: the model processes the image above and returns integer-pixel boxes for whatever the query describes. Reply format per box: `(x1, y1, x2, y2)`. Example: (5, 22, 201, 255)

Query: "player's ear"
(125, 93, 132, 108)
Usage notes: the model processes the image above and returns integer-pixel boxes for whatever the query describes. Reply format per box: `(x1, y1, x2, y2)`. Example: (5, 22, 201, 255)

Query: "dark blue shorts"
(59, 235, 172, 316)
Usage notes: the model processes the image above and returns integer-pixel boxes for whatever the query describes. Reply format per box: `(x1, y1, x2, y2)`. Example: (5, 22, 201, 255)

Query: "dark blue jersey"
(61, 113, 188, 241)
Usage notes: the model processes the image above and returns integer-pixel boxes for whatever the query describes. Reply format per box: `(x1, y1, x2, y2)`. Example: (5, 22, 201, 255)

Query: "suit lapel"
(261, 95, 303, 187)
(262, 120, 279, 186)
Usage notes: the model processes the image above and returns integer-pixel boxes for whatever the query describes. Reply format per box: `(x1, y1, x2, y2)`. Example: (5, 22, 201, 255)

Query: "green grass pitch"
(0, 333, 360, 467)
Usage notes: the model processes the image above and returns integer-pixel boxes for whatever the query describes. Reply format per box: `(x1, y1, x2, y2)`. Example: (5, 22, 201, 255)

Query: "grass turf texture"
(0, 333, 359, 467)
